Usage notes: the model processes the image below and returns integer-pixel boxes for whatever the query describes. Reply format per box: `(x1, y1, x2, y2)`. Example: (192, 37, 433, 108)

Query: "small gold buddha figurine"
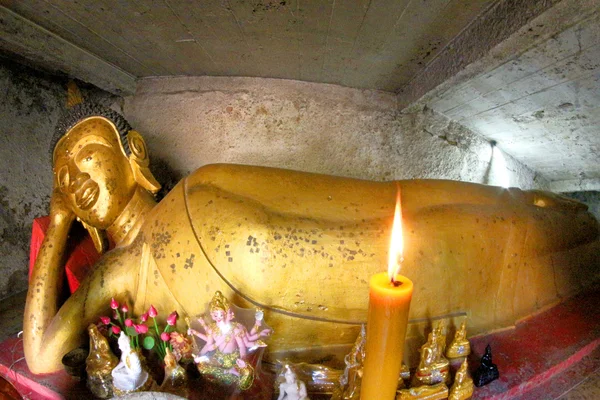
(449, 359, 474, 400)
(332, 324, 366, 400)
(398, 363, 411, 389)
(160, 348, 189, 398)
(397, 382, 448, 400)
(413, 327, 450, 387)
(434, 322, 447, 355)
(85, 324, 118, 399)
(446, 321, 471, 359)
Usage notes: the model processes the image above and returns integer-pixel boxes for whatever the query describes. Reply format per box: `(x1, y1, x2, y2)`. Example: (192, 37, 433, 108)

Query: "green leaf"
(126, 327, 138, 336)
(143, 336, 155, 350)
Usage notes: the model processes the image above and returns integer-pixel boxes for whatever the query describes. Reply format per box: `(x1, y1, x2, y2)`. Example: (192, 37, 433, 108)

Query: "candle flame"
(388, 189, 404, 282)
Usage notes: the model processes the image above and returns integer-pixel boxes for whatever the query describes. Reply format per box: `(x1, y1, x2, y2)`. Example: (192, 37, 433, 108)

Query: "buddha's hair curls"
(50, 103, 132, 163)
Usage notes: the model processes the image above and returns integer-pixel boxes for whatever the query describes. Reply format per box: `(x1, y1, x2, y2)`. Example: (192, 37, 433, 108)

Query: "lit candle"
(361, 189, 413, 399)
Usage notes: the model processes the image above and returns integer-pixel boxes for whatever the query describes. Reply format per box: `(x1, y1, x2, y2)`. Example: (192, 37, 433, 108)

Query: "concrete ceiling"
(0, 0, 598, 190)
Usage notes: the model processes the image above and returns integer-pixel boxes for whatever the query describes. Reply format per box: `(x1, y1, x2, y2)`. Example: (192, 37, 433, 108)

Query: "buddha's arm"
(23, 191, 76, 373)
(24, 192, 134, 373)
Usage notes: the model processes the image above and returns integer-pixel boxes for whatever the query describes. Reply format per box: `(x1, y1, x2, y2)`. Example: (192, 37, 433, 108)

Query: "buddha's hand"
(49, 188, 75, 225)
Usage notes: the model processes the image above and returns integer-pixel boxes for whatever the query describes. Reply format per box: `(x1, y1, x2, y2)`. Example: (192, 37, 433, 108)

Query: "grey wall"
(0, 59, 118, 300)
(126, 76, 544, 189)
(562, 191, 600, 221)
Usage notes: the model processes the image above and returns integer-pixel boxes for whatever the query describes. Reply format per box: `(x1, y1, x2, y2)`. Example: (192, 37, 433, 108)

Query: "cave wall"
(0, 59, 119, 300)
(125, 76, 544, 190)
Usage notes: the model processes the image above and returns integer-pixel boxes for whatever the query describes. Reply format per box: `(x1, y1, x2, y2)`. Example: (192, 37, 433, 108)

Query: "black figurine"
(473, 344, 499, 387)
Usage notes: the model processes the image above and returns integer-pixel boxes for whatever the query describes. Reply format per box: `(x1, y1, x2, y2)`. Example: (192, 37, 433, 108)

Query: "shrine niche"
(13, 88, 598, 398)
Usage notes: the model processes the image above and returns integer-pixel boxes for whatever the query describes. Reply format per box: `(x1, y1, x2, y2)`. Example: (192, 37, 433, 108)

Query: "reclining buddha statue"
(24, 103, 600, 374)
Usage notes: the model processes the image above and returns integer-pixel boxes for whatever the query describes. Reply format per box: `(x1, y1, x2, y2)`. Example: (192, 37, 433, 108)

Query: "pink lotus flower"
(166, 311, 178, 326)
(110, 298, 119, 310)
(125, 319, 134, 327)
(161, 332, 171, 342)
(111, 325, 121, 335)
(99, 316, 110, 325)
(121, 304, 129, 313)
(135, 324, 149, 334)
(148, 305, 158, 318)
(140, 312, 149, 323)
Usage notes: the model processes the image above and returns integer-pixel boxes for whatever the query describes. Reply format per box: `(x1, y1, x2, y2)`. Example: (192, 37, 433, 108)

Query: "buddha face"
(53, 117, 137, 229)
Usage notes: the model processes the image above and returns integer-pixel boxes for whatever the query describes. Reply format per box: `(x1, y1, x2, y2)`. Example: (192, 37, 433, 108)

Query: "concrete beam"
(549, 179, 600, 192)
(397, 0, 598, 110)
(0, 5, 136, 95)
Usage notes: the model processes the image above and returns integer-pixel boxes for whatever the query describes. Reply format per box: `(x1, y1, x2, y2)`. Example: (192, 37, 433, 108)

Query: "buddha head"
(51, 104, 160, 247)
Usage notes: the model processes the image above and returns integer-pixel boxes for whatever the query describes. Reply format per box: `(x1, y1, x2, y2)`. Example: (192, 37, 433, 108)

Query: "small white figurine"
(277, 364, 309, 400)
(111, 332, 149, 392)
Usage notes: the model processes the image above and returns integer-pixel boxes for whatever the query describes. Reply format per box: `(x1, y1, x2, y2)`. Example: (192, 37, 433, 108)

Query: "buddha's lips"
(75, 181, 99, 210)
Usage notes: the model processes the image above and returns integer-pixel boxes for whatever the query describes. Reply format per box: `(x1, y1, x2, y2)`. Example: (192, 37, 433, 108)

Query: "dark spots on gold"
(228, 257, 233, 262)
(151, 228, 172, 259)
(170, 263, 176, 273)
(226, 251, 231, 256)
(184, 254, 195, 269)
(176, 253, 180, 258)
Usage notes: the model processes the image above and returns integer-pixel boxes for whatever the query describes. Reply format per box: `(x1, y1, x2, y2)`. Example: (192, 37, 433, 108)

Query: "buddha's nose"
(69, 172, 92, 193)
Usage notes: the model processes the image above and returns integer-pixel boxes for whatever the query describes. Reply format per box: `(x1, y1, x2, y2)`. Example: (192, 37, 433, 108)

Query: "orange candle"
(361, 190, 413, 400)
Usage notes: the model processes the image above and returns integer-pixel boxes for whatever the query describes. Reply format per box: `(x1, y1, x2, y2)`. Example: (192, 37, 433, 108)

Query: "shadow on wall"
(561, 191, 600, 221)
(150, 157, 183, 201)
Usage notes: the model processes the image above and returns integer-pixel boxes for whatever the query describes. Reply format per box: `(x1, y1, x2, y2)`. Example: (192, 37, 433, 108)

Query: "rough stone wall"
(562, 191, 600, 221)
(125, 76, 545, 189)
(0, 59, 119, 300)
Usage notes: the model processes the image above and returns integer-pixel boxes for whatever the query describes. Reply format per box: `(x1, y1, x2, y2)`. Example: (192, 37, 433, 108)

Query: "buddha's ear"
(79, 219, 108, 254)
(126, 130, 161, 194)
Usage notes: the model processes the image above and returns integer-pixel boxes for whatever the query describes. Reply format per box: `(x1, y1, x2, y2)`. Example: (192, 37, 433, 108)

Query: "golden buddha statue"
(24, 103, 600, 374)
(160, 348, 189, 398)
(86, 324, 118, 399)
(448, 359, 474, 400)
(414, 330, 450, 386)
(446, 321, 471, 359)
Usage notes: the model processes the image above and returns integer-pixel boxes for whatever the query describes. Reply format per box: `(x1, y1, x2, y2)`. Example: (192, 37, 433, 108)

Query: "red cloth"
(29, 216, 101, 293)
